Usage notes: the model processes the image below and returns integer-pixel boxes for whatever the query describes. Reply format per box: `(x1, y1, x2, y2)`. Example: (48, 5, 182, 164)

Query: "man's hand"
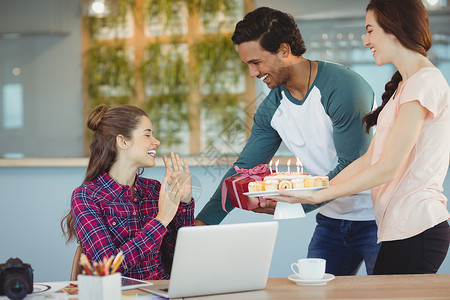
(194, 219, 208, 226)
(252, 199, 277, 215)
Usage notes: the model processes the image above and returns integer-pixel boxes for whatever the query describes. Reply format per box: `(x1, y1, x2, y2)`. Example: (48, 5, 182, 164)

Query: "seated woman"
(61, 104, 194, 279)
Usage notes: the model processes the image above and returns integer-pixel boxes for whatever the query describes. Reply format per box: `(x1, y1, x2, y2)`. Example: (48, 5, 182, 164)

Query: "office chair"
(70, 245, 83, 281)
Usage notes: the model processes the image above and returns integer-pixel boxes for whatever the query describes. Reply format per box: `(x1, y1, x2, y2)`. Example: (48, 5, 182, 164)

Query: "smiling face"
(237, 40, 290, 89)
(363, 10, 399, 66)
(125, 116, 160, 168)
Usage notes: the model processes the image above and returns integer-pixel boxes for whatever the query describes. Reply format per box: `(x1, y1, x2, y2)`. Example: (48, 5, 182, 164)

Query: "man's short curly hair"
(232, 7, 306, 56)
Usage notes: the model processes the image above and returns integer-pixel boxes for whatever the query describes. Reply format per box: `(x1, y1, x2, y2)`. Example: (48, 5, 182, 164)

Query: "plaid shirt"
(72, 171, 194, 280)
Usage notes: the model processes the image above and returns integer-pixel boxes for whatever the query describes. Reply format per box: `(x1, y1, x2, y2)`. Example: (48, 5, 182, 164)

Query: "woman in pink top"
(272, 0, 450, 275)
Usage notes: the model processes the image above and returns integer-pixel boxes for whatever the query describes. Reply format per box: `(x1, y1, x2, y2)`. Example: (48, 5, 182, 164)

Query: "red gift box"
(221, 164, 271, 212)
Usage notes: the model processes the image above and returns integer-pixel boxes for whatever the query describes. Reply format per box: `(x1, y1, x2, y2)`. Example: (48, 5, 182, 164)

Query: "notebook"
(140, 221, 279, 298)
(121, 276, 153, 290)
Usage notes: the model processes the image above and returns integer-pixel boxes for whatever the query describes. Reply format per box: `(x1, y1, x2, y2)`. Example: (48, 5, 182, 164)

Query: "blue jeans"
(308, 213, 380, 275)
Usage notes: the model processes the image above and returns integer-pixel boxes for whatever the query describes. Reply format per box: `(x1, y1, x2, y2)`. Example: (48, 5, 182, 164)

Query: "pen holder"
(78, 273, 121, 300)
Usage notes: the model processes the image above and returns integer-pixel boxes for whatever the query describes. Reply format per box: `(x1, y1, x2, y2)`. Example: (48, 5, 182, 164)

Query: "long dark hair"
(61, 104, 148, 243)
(362, 0, 431, 132)
(231, 7, 306, 56)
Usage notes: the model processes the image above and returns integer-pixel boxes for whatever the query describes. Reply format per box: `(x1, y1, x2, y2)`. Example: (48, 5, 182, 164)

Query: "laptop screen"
(142, 221, 278, 298)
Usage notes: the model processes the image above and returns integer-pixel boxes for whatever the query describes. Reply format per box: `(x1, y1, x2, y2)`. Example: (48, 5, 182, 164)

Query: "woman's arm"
(273, 100, 428, 204)
(155, 152, 191, 226)
(159, 152, 195, 262)
(161, 199, 195, 265)
(72, 188, 167, 274)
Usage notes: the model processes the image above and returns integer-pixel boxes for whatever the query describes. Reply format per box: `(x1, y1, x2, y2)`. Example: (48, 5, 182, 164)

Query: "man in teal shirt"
(196, 7, 379, 276)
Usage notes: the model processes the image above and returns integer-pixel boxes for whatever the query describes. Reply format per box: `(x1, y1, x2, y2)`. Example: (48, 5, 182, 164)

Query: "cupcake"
(304, 177, 314, 188)
(279, 180, 293, 190)
(264, 180, 279, 191)
(291, 178, 305, 189)
(313, 177, 323, 187)
(319, 176, 329, 186)
(248, 181, 265, 192)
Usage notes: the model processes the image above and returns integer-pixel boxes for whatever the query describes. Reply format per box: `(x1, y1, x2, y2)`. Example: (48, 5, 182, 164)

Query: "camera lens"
(4, 274, 29, 300)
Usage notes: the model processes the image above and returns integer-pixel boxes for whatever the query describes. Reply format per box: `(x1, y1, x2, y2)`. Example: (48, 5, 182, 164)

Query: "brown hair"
(61, 104, 148, 243)
(232, 7, 306, 56)
(362, 0, 431, 132)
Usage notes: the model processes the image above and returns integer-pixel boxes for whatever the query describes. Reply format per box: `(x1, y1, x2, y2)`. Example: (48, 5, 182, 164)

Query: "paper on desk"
(123, 295, 167, 299)
(0, 281, 75, 299)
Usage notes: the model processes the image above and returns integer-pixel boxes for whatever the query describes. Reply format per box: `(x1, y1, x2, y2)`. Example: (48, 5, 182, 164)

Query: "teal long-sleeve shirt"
(196, 61, 374, 225)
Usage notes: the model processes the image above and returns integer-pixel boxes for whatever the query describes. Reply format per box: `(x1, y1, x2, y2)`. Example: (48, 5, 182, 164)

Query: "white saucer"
(288, 273, 335, 286)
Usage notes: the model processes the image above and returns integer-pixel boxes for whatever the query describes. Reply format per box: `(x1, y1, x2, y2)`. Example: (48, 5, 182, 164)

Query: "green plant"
(84, 0, 248, 152)
(146, 0, 235, 27)
(146, 0, 183, 29)
(192, 34, 246, 127)
(85, 41, 135, 108)
(86, 0, 131, 38)
(140, 41, 189, 146)
(194, 0, 236, 30)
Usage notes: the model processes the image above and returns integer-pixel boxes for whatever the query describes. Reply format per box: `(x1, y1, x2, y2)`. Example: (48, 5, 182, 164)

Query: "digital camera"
(0, 258, 33, 300)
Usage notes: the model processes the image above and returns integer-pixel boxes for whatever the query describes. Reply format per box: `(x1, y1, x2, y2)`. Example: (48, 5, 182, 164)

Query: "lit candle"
(275, 160, 279, 173)
(296, 157, 303, 174)
(269, 160, 273, 174)
(287, 159, 291, 173)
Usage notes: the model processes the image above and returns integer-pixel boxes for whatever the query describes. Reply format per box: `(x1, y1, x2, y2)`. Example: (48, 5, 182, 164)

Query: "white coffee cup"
(291, 258, 326, 280)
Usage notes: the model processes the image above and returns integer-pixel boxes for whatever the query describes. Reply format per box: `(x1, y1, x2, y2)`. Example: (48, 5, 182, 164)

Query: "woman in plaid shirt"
(61, 104, 194, 279)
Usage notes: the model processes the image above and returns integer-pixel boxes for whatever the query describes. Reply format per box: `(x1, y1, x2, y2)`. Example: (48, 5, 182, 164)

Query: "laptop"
(141, 221, 279, 298)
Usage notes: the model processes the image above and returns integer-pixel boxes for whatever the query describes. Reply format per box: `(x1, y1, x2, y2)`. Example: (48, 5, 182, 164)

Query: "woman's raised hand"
(164, 152, 192, 204)
(155, 152, 192, 227)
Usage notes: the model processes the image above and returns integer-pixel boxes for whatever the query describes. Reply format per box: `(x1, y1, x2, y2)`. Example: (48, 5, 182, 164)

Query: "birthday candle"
(269, 160, 273, 174)
(296, 157, 303, 174)
(287, 159, 291, 173)
(275, 160, 279, 173)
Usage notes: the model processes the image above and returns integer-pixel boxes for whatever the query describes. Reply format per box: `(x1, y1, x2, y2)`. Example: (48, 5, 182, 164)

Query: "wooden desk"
(140, 274, 450, 300)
